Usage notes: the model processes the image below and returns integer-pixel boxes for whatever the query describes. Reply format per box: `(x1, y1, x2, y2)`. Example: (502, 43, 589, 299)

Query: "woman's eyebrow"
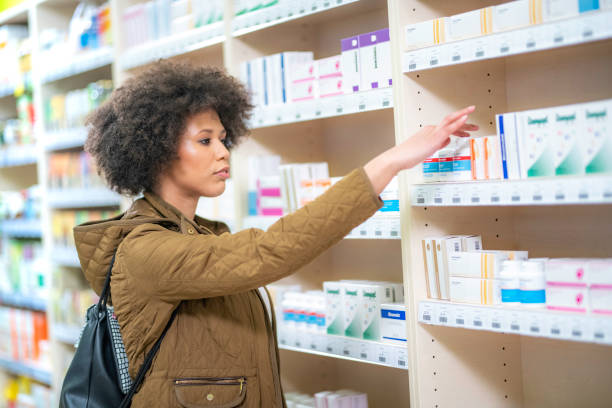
(197, 128, 226, 135)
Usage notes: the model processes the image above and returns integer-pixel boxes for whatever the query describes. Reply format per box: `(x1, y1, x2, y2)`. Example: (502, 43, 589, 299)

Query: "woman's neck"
(153, 181, 198, 220)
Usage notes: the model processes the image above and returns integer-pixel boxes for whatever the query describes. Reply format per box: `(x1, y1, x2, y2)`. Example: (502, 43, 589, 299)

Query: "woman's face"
(165, 109, 230, 198)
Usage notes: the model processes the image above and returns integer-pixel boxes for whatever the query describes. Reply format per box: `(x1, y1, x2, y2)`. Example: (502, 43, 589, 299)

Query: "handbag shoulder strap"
(98, 251, 179, 408)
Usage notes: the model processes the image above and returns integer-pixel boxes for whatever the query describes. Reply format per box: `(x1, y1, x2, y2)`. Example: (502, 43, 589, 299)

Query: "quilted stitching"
(73, 167, 382, 407)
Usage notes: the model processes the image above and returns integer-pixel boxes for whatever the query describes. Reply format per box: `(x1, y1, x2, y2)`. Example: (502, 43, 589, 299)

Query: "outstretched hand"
(364, 106, 478, 195)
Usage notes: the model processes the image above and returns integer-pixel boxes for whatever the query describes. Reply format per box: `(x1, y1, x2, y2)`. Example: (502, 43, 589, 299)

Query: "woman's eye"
(199, 138, 211, 145)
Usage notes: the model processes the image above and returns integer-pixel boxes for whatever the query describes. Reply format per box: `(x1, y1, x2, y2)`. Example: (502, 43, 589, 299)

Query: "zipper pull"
(239, 378, 245, 392)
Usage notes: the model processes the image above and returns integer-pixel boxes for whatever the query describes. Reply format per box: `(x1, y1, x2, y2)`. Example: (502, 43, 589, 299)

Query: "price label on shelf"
(413, 187, 427, 205)
(325, 336, 341, 355)
(592, 317, 612, 345)
(426, 47, 444, 68)
(469, 37, 490, 61)
(490, 309, 507, 332)
(446, 42, 464, 64)
(471, 308, 488, 329)
(395, 347, 408, 369)
(450, 185, 465, 205)
(452, 306, 468, 327)
(437, 304, 452, 325)
(523, 312, 544, 336)
(568, 316, 590, 341)
(545, 314, 568, 339)
(419, 302, 435, 323)
(375, 344, 389, 365)
(508, 311, 523, 333)
(403, 51, 424, 72)
(342, 339, 359, 358)
(380, 88, 393, 108)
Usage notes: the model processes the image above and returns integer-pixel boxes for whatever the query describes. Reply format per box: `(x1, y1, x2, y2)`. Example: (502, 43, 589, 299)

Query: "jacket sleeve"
(119, 167, 383, 301)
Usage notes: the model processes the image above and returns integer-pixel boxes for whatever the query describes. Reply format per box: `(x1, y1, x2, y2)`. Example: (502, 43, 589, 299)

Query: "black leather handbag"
(59, 253, 178, 408)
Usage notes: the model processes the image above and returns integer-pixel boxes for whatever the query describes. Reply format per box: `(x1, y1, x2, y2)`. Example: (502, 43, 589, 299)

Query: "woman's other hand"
(364, 106, 478, 195)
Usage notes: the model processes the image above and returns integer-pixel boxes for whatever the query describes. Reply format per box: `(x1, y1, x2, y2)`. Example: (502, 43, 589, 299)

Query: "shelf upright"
(390, 1, 612, 407)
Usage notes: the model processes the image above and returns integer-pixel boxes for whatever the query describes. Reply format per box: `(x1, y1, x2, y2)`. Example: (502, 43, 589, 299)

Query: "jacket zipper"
(254, 289, 284, 408)
(175, 378, 246, 392)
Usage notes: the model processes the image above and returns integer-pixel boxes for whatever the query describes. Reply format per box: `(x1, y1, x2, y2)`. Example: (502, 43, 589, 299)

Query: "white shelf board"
(1, 218, 42, 238)
(0, 0, 29, 25)
(241, 215, 400, 239)
(418, 300, 612, 346)
(47, 188, 121, 209)
(411, 175, 612, 206)
(403, 10, 612, 73)
(51, 245, 80, 268)
(53, 323, 81, 346)
(44, 127, 87, 151)
(41, 46, 113, 84)
(0, 357, 52, 385)
(251, 87, 393, 129)
(232, 0, 359, 36)
(0, 292, 46, 311)
(120, 23, 224, 70)
(278, 329, 407, 370)
(0, 83, 15, 99)
(0, 144, 37, 168)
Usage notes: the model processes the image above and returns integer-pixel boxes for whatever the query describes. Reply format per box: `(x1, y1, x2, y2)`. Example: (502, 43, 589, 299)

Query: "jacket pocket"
(174, 376, 247, 408)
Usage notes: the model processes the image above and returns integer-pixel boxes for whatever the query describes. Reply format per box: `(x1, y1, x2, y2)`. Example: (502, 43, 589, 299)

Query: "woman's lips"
(215, 167, 230, 179)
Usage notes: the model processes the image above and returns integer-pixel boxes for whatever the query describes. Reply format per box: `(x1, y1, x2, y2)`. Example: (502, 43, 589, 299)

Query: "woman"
(74, 61, 476, 407)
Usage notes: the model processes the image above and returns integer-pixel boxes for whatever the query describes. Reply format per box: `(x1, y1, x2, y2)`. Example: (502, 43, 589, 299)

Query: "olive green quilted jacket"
(73, 167, 382, 407)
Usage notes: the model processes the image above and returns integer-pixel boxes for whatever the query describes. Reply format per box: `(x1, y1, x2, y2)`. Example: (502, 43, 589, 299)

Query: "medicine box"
(380, 303, 407, 345)
(492, 0, 534, 32)
(434, 236, 463, 300)
(289, 79, 317, 102)
(552, 104, 583, 175)
(541, 0, 580, 21)
(318, 77, 343, 98)
(495, 113, 522, 179)
(405, 18, 446, 50)
(453, 138, 472, 181)
(485, 135, 503, 179)
(546, 284, 589, 312)
(446, 8, 493, 42)
(449, 250, 528, 279)
(545, 258, 590, 284)
(358, 28, 392, 91)
(437, 146, 455, 182)
(470, 137, 487, 180)
(324, 281, 343, 335)
(590, 287, 612, 314)
(316, 55, 342, 79)
(422, 238, 441, 299)
(517, 108, 556, 178)
(341, 282, 393, 340)
(341, 36, 361, 94)
(582, 99, 612, 174)
(422, 153, 439, 182)
(450, 276, 502, 305)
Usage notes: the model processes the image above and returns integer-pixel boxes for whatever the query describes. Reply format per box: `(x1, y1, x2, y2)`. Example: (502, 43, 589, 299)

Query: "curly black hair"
(85, 61, 253, 196)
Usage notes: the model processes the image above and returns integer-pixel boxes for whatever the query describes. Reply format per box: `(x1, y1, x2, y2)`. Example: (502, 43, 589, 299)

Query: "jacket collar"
(142, 191, 210, 235)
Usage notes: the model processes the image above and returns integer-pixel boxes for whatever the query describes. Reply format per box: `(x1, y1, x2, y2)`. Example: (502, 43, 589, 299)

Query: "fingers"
(442, 106, 475, 127)
(460, 123, 479, 131)
(452, 130, 471, 138)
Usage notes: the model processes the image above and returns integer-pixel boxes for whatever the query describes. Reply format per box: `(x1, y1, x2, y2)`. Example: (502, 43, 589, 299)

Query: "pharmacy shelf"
(0, 144, 37, 168)
(0, 357, 52, 385)
(278, 330, 407, 370)
(411, 176, 612, 206)
(53, 323, 81, 346)
(120, 23, 224, 71)
(47, 188, 121, 209)
(0, 292, 46, 311)
(41, 46, 113, 84)
(241, 215, 400, 239)
(44, 127, 87, 151)
(0, 83, 15, 99)
(1, 218, 42, 238)
(51, 245, 80, 268)
(0, 1, 29, 25)
(251, 87, 393, 129)
(418, 300, 612, 346)
(402, 10, 612, 73)
(232, 0, 359, 36)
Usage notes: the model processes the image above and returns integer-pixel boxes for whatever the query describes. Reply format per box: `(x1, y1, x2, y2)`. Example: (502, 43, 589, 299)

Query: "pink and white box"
(587, 259, 612, 315)
(545, 259, 590, 313)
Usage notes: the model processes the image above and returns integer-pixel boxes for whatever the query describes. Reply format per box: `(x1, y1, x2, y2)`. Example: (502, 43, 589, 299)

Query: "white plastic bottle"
(520, 260, 547, 307)
(500, 260, 522, 305)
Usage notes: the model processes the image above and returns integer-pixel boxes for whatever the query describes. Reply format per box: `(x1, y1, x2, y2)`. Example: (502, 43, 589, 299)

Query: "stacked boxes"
(405, 0, 605, 50)
(122, 0, 223, 48)
(0, 307, 49, 365)
(423, 98, 612, 182)
(48, 152, 105, 190)
(279, 162, 330, 213)
(240, 28, 392, 108)
(546, 258, 612, 314)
